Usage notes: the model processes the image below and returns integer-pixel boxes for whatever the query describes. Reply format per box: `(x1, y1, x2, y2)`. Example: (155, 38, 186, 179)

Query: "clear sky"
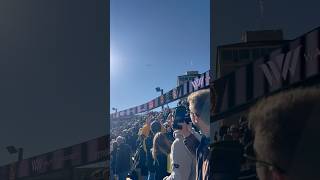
(110, 0, 210, 112)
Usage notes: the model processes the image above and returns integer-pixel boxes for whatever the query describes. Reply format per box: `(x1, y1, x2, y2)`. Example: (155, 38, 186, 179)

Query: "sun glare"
(110, 47, 122, 78)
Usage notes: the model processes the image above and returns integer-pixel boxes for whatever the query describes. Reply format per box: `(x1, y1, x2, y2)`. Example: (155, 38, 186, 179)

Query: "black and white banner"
(111, 70, 211, 119)
(212, 27, 320, 121)
(0, 136, 108, 180)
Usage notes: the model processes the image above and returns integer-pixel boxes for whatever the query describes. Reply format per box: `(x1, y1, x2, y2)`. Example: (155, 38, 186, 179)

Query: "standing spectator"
(145, 120, 162, 180)
(248, 88, 320, 180)
(228, 125, 240, 141)
(115, 136, 132, 180)
(214, 131, 218, 142)
(164, 112, 196, 180)
(164, 112, 175, 142)
(210, 132, 243, 180)
(180, 89, 211, 180)
(152, 132, 172, 180)
(134, 134, 148, 180)
(127, 130, 137, 151)
(110, 141, 118, 180)
(135, 123, 151, 180)
(219, 124, 229, 141)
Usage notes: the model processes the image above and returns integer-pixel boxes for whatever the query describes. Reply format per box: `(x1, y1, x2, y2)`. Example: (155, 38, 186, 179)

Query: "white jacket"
(164, 130, 196, 180)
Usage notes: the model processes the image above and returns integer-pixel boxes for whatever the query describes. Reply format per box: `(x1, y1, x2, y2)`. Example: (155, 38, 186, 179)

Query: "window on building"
(221, 49, 233, 60)
(232, 49, 239, 61)
(239, 49, 250, 60)
(252, 48, 261, 59)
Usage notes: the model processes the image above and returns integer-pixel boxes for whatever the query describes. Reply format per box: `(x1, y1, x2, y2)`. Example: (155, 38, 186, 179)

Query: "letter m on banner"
(192, 76, 204, 91)
(260, 45, 301, 87)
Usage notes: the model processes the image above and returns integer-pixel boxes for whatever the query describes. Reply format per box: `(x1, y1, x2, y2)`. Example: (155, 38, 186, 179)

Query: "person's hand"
(146, 116, 152, 126)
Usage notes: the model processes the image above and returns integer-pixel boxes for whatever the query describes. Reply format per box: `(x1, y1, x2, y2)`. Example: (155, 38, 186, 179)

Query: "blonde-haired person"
(248, 87, 320, 180)
(152, 132, 172, 180)
(179, 88, 211, 180)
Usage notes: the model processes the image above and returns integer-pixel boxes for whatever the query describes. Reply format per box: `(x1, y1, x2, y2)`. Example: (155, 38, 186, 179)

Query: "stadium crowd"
(110, 87, 320, 180)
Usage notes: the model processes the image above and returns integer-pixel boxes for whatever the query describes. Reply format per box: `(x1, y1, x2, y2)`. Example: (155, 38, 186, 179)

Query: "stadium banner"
(212, 27, 320, 121)
(110, 70, 211, 119)
(0, 136, 108, 180)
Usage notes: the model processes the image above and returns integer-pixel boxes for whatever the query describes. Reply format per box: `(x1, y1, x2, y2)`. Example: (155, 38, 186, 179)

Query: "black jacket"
(154, 152, 170, 180)
(116, 143, 132, 173)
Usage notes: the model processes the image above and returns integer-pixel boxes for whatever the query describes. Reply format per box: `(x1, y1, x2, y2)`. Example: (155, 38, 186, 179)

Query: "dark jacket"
(116, 143, 132, 174)
(154, 152, 170, 180)
(184, 134, 210, 180)
(210, 140, 243, 180)
(145, 135, 155, 173)
(111, 149, 118, 174)
(134, 143, 148, 176)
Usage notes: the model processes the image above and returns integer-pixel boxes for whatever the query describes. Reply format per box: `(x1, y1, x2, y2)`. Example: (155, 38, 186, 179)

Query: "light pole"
(6, 146, 23, 161)
(155, 87, 164, 111)
(112, 107, 117, 113)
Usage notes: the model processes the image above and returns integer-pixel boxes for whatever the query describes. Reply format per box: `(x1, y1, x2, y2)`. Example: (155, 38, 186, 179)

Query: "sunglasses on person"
(243, 152, 287, 174)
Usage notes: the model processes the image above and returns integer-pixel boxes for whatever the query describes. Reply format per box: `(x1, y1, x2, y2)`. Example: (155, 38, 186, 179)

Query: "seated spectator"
(248, 87, 320, 180)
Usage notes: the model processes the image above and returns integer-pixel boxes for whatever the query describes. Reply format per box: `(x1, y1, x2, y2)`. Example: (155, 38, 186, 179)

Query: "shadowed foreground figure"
(248, 87, 320, 180)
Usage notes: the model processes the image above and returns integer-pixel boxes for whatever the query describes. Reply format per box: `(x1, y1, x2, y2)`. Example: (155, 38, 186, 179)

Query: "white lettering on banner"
(109, 71, 210, 118)
(260, 45, 302, 87)
(205, 72, 210, 86)
(31, 153, 81, 173)
(192, 76, 204, 90)
(31, 158, 47, 173)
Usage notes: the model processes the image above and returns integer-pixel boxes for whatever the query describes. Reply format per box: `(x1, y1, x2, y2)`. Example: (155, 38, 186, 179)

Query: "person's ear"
(194, 114, 200, 124)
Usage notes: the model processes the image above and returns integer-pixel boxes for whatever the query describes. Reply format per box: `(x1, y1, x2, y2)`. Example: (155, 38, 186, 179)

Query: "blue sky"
(110, 0, 210, 112)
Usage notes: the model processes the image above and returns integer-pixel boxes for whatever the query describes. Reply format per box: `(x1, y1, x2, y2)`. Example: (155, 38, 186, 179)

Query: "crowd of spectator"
(110, 89, 211, 180)
(110, 86, 320, 180)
